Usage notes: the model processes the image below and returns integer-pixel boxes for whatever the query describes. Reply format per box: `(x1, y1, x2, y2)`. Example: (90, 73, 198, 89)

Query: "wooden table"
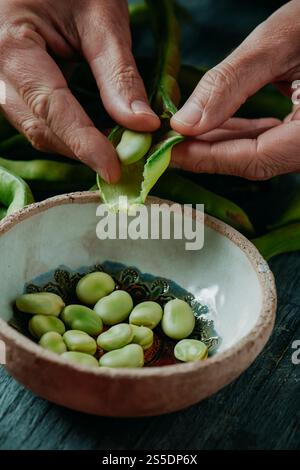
(0, 0, 299, 451)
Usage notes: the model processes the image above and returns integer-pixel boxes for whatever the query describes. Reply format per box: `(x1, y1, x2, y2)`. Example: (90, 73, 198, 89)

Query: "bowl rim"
(0, 191, 277, 378)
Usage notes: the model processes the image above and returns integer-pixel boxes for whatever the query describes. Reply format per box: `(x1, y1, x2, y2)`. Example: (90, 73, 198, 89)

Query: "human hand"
(0, 0, 160, 182)
(171, 0, 300, 180)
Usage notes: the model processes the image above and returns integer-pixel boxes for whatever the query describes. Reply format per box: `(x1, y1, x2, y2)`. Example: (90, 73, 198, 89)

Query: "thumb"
(171, 24, 282, 136)
(78, 1, 159, 132)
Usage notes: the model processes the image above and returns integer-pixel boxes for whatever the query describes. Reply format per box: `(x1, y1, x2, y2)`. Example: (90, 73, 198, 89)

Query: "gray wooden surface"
(0, 253, 299, 450)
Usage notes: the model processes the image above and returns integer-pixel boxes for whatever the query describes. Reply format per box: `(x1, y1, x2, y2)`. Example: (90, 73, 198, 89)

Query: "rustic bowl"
(0, 192, 276, 416)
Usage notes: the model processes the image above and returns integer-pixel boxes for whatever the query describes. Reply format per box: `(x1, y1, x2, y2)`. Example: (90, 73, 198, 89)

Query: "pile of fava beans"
(15, 272, 208, 368)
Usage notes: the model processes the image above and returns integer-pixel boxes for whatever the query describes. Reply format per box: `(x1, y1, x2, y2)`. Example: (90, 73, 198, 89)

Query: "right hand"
(171, 0, 300, 180)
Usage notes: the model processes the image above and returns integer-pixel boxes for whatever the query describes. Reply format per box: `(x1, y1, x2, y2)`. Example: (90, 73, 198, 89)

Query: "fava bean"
(61, 351, 99, 368)
(16, 292, 65, 316)
(129, 301, 162, 329)
(94, 290, 133, 325)
(153, 171, 255, 235)
(63, 330, 97, 355)
(162, 299, 195, 340)
(29, 315, 65, 339)
(76, 272, 115, 305)
(61, 304, 103, 336)
(174, 339, 208, 362)
(131, 325, 154, 350)
(97, 323, 133, 351)
(116, 130, 152, 165)
(99, 344, 144, 368)
(39, 332, 67, 354)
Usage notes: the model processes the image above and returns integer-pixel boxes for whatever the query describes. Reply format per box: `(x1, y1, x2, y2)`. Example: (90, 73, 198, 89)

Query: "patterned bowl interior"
(10, 262, 220, 366)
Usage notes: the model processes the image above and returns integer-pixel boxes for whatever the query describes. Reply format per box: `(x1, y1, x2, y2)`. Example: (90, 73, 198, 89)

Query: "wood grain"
(0, 0, 299, 450)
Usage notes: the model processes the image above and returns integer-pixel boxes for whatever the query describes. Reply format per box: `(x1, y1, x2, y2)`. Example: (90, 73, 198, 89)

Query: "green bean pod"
(0, 111, 18, 141)
(0, 134, 30, 154)
(0, 157, 94, 184)
(252, 223, 300, 260)
(97, 0, 183, 209)
(0, 205, 7, 219)
(129, 2, 149, 26)
(98, 132, 184, 209)
(147, 0, 181, 115)
(267, 187, 300, 230)
(153, 170, 254, 235)
(0, 166, 34, 220)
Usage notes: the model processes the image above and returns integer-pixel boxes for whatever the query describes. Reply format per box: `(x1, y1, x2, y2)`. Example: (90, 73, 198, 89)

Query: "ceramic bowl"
(0, 192, 276, 416)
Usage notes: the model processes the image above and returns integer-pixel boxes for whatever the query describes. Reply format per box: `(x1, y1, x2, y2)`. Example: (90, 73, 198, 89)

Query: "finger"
(284, 104, 300, 123)
(196, 117, 280, 142)
(1, 82, 74, 157)
(171, 3, 298, 136)
(171, 120, 300, 180)
(3, 28, 120, 183)
(78, 0, 160, 132)
(214, 117, 281, 131)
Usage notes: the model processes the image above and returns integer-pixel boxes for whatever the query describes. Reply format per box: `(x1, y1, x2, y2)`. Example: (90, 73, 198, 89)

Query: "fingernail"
(131, 100, 156, 117)
(173, 102, 203, 127)
(100, 168, 112, 184)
